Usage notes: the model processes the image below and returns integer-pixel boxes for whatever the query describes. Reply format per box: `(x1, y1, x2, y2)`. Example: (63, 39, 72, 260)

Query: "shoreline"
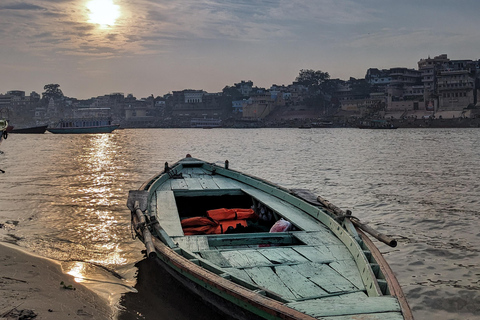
(0, 242, 112, 320)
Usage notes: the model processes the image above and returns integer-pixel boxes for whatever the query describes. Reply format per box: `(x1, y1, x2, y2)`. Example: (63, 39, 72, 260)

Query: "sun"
(87, 0, 120, 28)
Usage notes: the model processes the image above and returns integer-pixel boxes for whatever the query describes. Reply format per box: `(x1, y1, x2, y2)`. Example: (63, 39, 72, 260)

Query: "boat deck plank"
(329, 260, 365, 291)
(220, 249, 272, 268)
(291, 262, 358, 294)
(273, 265, 328, 299)
(156, 190, 184, 237)
(174, 236, 209, 253)
(242, 266, 297, 300)
(287, 292, 401, 317)
(292, 245, 336, 263)
(257, 247, 310, 265)
(183, 177, 204, 190)
(170, 178, 188, 190)
(198, 175, 220, 189)
(211, 176, 243, 189)
(199, 250, 232, 268)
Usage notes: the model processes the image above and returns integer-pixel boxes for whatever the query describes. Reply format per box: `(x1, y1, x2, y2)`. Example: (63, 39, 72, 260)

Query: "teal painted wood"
(155, 191, 184, 237)
(206, 233, 298, 247)
(174, 236, 209, 252)
(199, 250, 232, 268)
(294, 231, 346, 246)
(257, 247, 310, 265)
(287, 292, 401, 317)
(198, 175, 220, 189)
(158, 180, 172, 191)
(291, 263, 358, 294)
(183, 177, 204, 190)
(329, 260, 366, 291)
(222, 268, 256, 285)
(241, 187, 328, 232)
(291, 246, 335, 264)
(221, 249, 272, 268)
(322, 312, 405, 320)
(211, 176, 243, 189)
(170, 178, 189, 190)
(242, 266, 297, 301)
(273, 265, 328, 300)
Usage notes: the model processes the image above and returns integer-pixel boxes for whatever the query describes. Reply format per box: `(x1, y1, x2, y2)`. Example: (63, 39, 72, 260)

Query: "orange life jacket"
(181, 217, 219, 235)
(181, 217, 249, 235)
(207, 208, 257, 221)
(213, 219, 248, 234)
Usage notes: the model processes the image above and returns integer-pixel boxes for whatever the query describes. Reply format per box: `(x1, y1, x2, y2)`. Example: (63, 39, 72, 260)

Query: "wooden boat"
(11, 125, 48, 134)
(47, 118, 119, 134)
(358, 119, 397, 129)
(0, 119, 8, 145)
(127, 156, 413, 320)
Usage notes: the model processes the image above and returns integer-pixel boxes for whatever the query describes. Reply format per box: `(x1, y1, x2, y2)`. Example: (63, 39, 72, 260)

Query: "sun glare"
(87, 0, 120, 28)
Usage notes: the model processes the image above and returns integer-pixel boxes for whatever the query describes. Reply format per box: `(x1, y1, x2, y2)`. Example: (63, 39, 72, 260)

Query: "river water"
(0, 128, 479, 320)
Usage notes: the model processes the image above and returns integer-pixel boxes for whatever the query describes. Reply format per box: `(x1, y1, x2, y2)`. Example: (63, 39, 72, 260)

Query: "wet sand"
(0, 242, 111, 320)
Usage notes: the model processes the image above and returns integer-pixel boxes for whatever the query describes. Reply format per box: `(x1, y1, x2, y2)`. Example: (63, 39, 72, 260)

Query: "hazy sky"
(1, 0, 479, 99)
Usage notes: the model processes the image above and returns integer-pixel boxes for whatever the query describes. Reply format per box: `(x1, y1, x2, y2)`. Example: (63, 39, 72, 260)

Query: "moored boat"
(358, 119, 397, 129)
(11, 125, 48, 134)
(47, 118, 119, 134)
(127, 156, 413, 320)
(0, 119, 8, 145)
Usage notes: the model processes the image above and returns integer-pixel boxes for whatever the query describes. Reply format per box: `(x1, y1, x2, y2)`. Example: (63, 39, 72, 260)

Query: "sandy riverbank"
(0, 242, 111, 320)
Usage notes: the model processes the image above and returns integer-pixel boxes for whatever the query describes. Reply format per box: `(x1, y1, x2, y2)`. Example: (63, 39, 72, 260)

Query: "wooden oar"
(316, 195, 397, 247)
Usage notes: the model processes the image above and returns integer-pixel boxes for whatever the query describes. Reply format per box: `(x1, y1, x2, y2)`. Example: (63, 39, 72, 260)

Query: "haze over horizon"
(1, 0, 479, 99)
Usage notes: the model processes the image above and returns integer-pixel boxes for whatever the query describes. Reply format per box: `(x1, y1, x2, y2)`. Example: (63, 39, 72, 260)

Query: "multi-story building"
(243, 92, 285, 119)
(437, 60, 477, 111)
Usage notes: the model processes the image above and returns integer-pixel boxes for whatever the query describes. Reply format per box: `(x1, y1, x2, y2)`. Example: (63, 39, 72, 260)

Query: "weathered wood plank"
(274, 265, 327, 300)
(156, 190, 184, 237)
(243, 267, 296, 300)
(183, 177, 204, 190)
(329, 260, 365, 291)
(190, 167, 209, 176)
(199, 175, 220, 189)
(257, 247, 310, 265)
(174, 236, 209, 253)
(199, 250, 232, 268)
(222, 267, 255, 285)
(287, 292, 401, 317)
(211, 176, 243, 189)
(293, 245, 336, 263)
(221, 249, 272, 268)
(294, 231, 342, 246)
(241, 188, 327, 232)
(291, 262, 358, 294)
(170, 178, 188, 190)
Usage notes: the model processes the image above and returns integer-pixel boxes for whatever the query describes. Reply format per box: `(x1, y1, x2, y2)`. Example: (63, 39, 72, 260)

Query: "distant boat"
(191, 117, 222, 128)
(11, 125, 48, 134)
(0, 119, 8, 145)
(47, 118, 119, 134)
(358, 119, 398, 129)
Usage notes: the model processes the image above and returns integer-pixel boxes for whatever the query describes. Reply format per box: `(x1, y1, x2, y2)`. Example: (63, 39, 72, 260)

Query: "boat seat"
(156, 190, 184, 237)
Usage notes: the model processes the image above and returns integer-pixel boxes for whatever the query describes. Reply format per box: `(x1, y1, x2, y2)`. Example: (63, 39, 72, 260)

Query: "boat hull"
(11, 125, 48, 134)
(47, 124, 119, 134)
